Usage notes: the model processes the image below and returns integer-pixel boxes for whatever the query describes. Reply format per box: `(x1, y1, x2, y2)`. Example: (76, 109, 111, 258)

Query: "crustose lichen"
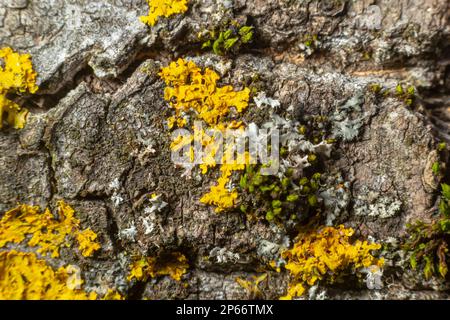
(159, 58, 251, 212)
(128, 252, 189, 282)
(140, 0, 189, 27)
(0, 202, 105, 300)
(278, 225, 384, 299)
(0, 47, 38, 129)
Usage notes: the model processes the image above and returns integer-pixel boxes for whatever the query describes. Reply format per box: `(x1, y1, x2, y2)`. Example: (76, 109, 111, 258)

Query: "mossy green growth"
(369, 82, 416, 107)
(300, 34, 320, 57)
(369, 83, 383, 94)
(432, 142, 447, 176)
(200, 22, 254, 55)
(238, 162, 323, 223)
(303, 34, 318, 47)
(403, 183, 450, 279)
(432, 162, 441, 175)
(438, 142, 447, 152)
(395, 83, 416, 106)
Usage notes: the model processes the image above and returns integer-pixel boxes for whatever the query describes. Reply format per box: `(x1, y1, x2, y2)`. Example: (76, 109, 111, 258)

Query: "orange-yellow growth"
(0, 202, 101, 258)
(76, 229, 101, 257)
(0, 47, 38, 129)
(0, 251, 97, 300)
(159, 58, 250, 126)
(140, 0, 189, 26)
(128, 252, 189, 282)
(199, 151, 251, 213)
(0, 202, 108, 300)
(280, 225, 384, 299)
(160, 58, 251, 213)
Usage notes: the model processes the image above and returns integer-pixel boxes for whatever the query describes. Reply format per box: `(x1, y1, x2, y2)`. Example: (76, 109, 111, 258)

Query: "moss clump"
(432, 161, 441, 175)
(368, 82, 416, 107)
(279, 225, 384, 299)
(238, 163, 323, 224)
(403, 183, 450, 279)
(236, 113, 332, 224)
(432, 142, 447, 177)
(200, 22, 254, 55)
(300, 34, 320, 57)
(395, 83, 416, 106)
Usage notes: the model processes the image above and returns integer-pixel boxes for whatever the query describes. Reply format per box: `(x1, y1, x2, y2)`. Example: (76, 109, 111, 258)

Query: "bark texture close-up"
(0, 0, 449, 300)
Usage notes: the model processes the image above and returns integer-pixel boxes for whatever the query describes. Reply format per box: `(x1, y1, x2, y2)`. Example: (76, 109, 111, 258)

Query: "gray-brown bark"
(1, 0, 449, 299)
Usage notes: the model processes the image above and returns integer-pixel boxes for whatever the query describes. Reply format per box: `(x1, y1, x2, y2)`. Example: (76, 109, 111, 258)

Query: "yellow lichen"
(76, 229, 101, 258)
(280, 225, 384, 300)
(128, 252, 189, 282)
(0, 250, 97, 300)
(140, 0, 189, 27)
(0, 95, 28, 129)
(0, 202, 112, 300)
(200, 169, 239, 212)
(0, 201, 101, 258)
(167, 115, 187, 129)
(0, 47, 38, 129)
(200, 150, 251, 212)
(101, 289, 124, 300)
(0, 47, 38, 93)
(160, 58, 252, 213)
(159, 58, 250, 126)
(170, 132, 193, 151)
(235, 274, 268, 298)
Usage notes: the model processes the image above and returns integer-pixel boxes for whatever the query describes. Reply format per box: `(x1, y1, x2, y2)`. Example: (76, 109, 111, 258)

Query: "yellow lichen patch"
(0, 250, 97, 300)
(76, 229, 101, 257)
(140, 0, 189, 27)
(160, 58, 251, 213)
(0, 47, 38, 129)
(200, 150, 252, 212)
(101, 289, 124, 300)
(170, 132, 193, 151)
(159, 58, 250, 126)
(0, 47, 38, 93)
(0, 95, 28, 129)
(0, 201, 101, 258)
(167, 115, 187, 129)
(235, 274, 267, 298)
(198, 121, 247, 174)
(128, 252, 189, 282)
(280, 225, 384, 300)
(200, 169, 239, 213)
(279, 283, 305, 300)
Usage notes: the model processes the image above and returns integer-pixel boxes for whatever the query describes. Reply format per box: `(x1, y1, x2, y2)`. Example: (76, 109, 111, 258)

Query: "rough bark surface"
(1, 0, 449, 299)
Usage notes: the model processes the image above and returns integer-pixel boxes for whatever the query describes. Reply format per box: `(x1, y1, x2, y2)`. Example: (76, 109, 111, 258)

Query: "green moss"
(369, 83, 383, 94)
(302, 34, 320, 50)
(370, 82, 416, 107)
(200, 22, 254, 56)
(432, 162, 441, 175)
(403, 183, 450, 279)
(395, 83, 416, 106)
(395, 84, 404, 95)
(438, 142, 447, 152)
(238, 159, 323, 224)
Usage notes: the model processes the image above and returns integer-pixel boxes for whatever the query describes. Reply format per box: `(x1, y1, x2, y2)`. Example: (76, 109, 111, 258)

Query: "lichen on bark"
(0, 0, 449, 300)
